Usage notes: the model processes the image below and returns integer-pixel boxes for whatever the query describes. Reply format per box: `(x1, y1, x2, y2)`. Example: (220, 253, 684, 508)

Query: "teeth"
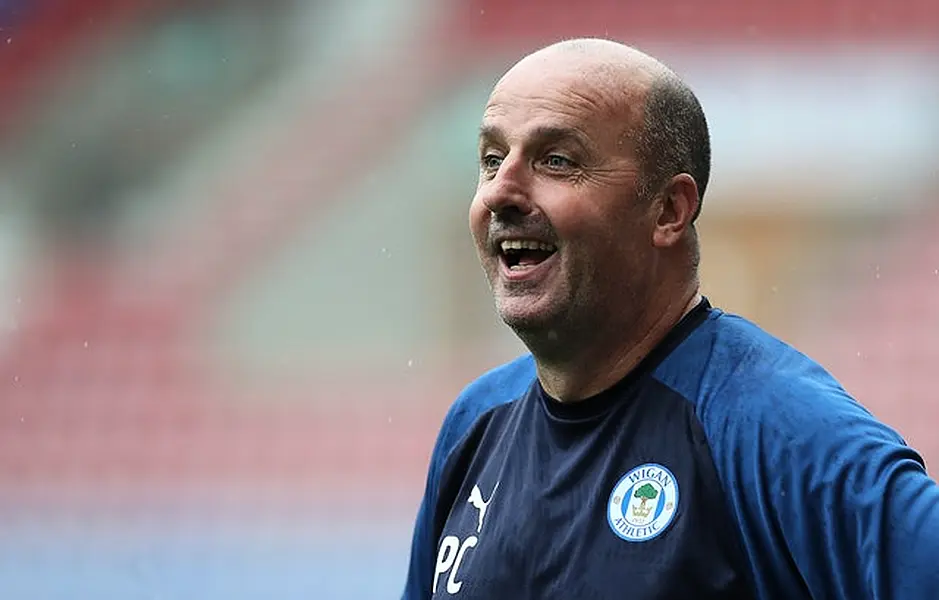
(500, 240, 556, 252)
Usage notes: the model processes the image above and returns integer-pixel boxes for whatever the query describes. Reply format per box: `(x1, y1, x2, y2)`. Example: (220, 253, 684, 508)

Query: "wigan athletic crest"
(607, 463, 679, 542)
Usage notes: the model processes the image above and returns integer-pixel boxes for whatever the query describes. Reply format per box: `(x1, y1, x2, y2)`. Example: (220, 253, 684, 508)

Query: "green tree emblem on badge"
(632, 483, 658, 518)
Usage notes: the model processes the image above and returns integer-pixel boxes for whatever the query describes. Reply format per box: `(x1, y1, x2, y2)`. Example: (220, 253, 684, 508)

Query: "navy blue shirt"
(402, 300, 939, 599)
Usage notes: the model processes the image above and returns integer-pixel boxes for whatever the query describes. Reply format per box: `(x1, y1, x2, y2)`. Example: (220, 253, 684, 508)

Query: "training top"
(401, 299, 939, 599)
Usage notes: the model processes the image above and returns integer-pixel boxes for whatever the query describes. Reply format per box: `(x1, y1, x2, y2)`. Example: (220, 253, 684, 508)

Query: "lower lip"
(499, 252, 559, 283)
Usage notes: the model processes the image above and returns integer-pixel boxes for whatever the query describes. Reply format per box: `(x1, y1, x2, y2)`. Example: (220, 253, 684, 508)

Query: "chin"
(496, 299, 558, 335)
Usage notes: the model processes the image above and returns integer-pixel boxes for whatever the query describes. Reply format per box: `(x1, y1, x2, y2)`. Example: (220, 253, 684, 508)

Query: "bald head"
(492, 39, 661, 124)
(492, 38, 710, 217)
(507, 38, 668, 84)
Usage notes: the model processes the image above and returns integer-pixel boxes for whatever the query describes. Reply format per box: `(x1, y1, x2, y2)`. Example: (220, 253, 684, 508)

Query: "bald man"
(401, 39, 939, 599)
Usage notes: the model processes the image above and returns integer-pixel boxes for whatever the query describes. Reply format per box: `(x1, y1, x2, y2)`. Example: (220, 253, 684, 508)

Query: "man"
(401, 38, 939, 599)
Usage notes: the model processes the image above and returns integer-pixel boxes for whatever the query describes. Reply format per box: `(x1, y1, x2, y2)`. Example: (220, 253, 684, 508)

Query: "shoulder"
(657, 308, 909, 455)
(434, 354, 537, 462)
(660, 311, 939, 598)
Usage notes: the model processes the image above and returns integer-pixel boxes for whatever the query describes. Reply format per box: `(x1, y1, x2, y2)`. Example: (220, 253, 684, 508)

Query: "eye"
(481, 153, 504, 171)
(544, 154, 575, 169)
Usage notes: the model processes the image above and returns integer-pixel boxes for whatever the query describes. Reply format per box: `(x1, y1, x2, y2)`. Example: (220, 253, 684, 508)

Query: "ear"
(652, 173, 699, 248)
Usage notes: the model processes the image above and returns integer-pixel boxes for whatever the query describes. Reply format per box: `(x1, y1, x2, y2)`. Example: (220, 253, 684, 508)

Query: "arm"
(401, 411, 453, 600)
(766, 392, 939, 598)
(400, 355, 536, 599)
(717, 375, 939, 599)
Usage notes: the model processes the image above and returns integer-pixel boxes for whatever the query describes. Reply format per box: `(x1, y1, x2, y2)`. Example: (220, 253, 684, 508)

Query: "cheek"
(560, 211, 637, 273)
(550, 203, 611, 248)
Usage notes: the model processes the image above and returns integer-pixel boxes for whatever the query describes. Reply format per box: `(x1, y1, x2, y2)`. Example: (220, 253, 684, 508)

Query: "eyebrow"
(478, 124, 593, 150)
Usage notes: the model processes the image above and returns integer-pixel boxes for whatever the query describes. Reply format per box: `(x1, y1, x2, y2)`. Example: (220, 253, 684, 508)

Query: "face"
(469, 56, 659, 340)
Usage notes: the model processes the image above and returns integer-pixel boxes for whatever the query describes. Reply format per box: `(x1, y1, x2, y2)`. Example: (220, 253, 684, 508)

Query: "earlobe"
(652, 174, 699, 248)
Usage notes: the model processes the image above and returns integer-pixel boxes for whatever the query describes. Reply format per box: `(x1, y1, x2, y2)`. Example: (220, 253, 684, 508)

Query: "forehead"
(480, 60, 645, 145)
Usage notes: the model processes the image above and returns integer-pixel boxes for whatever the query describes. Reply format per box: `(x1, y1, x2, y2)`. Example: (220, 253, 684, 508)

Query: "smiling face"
(469, 44, 665, 347)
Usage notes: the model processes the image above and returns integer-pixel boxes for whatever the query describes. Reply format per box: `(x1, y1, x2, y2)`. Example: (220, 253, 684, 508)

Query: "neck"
(536, 286, 702, 402)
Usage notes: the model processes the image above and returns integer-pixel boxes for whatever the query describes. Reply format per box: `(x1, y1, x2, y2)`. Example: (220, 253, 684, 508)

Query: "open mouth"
(499, 240, 558, 271)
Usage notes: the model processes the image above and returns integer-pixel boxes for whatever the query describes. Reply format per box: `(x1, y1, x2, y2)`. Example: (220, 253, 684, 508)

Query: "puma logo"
(467, 482, 499, 534)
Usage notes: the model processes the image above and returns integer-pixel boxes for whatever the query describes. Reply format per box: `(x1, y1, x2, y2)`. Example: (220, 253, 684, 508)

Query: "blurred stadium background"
(0, 0, 936, 598)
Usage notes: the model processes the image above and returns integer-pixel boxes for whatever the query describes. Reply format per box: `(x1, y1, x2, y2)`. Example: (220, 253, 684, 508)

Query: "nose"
(476, 155, 533, 217)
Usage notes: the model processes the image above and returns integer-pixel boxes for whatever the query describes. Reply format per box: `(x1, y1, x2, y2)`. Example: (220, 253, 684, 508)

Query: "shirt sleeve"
(712, 370, 939, 599)
(400, 400, 464, 600)
(399, 354, 536, 599)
